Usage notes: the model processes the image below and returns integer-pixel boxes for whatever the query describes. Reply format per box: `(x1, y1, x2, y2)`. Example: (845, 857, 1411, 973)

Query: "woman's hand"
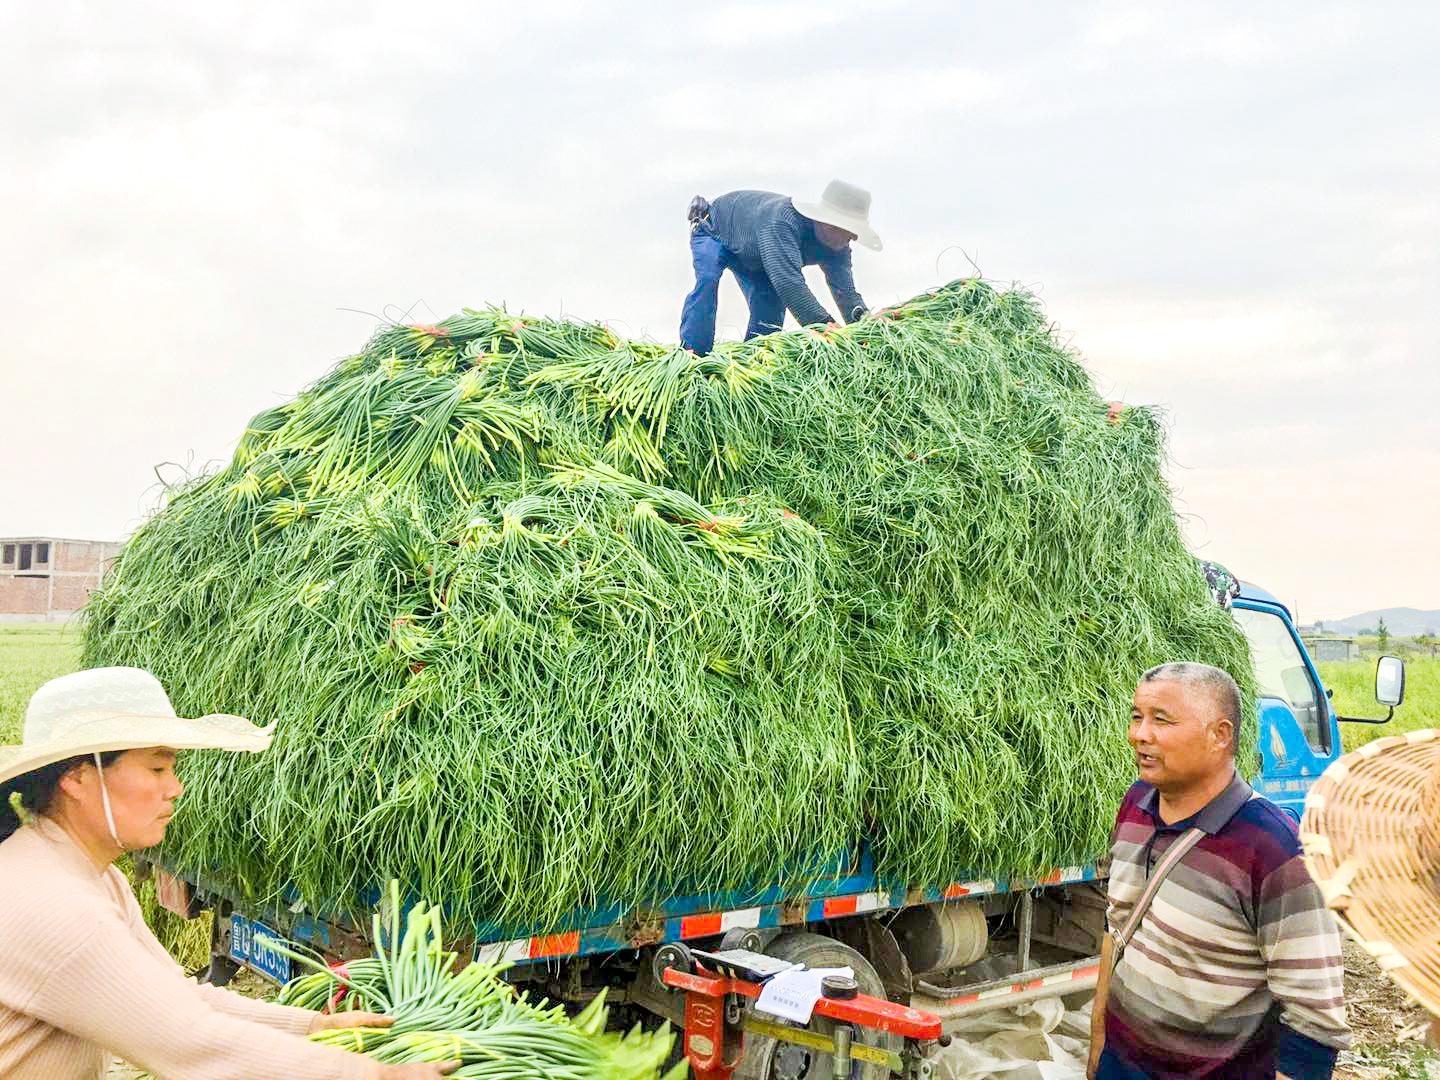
(307, 1014, 458, 1076)
(308, 1010, 394, 1034)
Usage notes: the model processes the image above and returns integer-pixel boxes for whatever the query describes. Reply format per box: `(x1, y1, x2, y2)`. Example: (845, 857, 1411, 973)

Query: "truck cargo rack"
(142, 855, 1099, 969)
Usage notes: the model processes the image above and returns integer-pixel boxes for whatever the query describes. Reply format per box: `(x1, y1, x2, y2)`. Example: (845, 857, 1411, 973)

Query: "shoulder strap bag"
(1086, 826, 1206, 1078)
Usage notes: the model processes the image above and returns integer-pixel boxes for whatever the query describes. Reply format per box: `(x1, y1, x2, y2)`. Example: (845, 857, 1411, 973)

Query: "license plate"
(229, 915, 292, 985)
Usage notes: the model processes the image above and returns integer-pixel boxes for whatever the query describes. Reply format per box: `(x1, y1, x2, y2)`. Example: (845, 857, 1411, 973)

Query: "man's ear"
(1212, 717, 1235, 755)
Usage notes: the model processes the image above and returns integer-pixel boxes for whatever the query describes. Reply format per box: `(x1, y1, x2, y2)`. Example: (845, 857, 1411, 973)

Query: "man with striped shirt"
(1091, 663, 1350, 1079)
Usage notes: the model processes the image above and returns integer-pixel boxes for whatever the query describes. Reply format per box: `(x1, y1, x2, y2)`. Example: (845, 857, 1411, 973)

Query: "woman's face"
(62, 747, 184, 851)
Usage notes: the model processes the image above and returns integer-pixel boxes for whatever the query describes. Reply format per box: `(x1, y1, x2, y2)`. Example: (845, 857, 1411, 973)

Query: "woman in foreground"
(0, 666, 455, 1080)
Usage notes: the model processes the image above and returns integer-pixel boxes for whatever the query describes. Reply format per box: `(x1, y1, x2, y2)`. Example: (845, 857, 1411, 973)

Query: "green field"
(0, 624, 82, 741)
(1319, 656, 1440, 751)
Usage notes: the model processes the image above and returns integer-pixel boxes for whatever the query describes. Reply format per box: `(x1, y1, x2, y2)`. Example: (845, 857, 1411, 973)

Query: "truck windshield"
(1233, 607, 1329, 754)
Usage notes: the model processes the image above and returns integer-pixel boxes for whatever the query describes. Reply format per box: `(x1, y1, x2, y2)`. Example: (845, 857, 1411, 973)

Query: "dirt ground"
(1334, 940, 1439, 1079)
(105, 946, 1438, 1079)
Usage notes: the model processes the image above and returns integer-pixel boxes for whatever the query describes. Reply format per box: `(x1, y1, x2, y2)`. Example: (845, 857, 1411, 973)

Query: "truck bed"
(146, 849, 1100, 972)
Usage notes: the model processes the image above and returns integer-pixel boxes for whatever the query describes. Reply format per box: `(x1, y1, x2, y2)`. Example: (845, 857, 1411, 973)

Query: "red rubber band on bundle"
(327, 962, 350, 1013)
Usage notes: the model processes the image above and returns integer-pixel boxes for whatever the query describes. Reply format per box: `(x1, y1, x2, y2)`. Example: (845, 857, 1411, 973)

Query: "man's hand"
(309, 1010, 394, 1033)
(1106, 401, 1127, 425)
(378, 1064, 460, 1079)
(1087, 935, 1113, 1078)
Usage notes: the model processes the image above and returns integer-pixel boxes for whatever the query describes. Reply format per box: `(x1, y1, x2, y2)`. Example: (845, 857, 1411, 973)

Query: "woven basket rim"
(1300, 728, 1440, 1017)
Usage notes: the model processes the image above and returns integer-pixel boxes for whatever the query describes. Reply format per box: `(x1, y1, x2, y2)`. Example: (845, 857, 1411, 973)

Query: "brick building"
(0, 537, 123, 622)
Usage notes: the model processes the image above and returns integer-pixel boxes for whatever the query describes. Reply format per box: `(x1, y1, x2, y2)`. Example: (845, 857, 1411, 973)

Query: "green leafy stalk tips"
(270, 883, 682, 1078)
(80, 278, 1256, 932)
(7, 790, 32, 826)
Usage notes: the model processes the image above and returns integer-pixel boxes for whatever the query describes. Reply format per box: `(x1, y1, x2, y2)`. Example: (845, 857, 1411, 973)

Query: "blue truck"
(1234, 581, 1405, 821)
(141, 578, 1407, 1079)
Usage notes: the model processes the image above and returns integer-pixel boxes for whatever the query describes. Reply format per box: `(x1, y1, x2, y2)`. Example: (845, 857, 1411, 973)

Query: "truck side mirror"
(1338, 655, 1406, 726)
(1376, 655, 1406, 708)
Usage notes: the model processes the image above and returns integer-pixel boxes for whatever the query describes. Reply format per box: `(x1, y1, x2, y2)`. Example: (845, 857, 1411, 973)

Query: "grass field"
(1319, 657, 1440, 751)
(0, 624, 81, 741)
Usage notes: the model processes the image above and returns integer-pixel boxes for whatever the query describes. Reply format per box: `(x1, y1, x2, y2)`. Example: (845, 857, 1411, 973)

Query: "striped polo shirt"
(1100, 773, 1350, 1079)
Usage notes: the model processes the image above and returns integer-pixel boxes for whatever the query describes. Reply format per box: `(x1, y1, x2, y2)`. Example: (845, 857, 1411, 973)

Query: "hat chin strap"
(94, 752, 124, 851)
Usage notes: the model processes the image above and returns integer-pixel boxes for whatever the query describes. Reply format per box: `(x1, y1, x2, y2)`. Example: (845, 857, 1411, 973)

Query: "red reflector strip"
(680, 913, 724, 938)
(823, 895, 859, 917)
(529, 932, 580, 959)
(942, 883, 970, 899)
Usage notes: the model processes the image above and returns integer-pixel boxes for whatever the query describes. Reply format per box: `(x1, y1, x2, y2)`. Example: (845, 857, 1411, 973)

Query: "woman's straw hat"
(1300, 728, 1440, 1017)
(793, 179, 883, 252)
(0, 667, 272, 787)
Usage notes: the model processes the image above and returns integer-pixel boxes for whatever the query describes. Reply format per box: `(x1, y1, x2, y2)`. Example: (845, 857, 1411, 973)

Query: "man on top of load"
(679, 180, 881, 355)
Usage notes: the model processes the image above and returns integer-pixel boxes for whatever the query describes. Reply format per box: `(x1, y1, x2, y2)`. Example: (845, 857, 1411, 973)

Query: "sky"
(1, 1, 1436, 623)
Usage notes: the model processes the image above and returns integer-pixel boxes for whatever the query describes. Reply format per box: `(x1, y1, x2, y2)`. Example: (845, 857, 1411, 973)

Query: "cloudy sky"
(2, 1, 1436, 622)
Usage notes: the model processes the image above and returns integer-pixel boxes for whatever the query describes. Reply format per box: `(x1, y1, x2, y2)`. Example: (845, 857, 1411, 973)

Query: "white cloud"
(1069, 297, 1346, 382)
(1173, 450, 1440, 621)
(640, 65, 1003, 155)
(1, 0, 1437, 620)
(1079, 1, 1365, 66)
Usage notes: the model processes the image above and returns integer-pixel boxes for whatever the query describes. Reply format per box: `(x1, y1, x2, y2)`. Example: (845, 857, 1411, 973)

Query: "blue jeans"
(679, 228, 784, 355)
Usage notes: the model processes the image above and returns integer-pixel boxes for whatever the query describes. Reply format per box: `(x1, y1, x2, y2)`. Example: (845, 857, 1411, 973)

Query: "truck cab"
(1233, 581, 1406, 821)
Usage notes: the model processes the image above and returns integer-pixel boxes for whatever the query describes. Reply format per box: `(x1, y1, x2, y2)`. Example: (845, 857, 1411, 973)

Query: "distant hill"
(1321, 608, 1440, 637)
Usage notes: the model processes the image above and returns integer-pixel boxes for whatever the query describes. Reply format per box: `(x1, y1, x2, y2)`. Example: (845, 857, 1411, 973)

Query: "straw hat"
(794, 180, 883, 252)
(0, 667, 272, 788)
(1300, 728, 1440, 1017)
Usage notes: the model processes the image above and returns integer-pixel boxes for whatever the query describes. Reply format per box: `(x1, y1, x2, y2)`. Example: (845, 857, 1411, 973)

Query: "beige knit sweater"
(0, 817, 378, 1080)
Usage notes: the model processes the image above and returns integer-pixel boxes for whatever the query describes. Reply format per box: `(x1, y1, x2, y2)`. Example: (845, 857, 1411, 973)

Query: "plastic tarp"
(931, 999, 1091, 1080)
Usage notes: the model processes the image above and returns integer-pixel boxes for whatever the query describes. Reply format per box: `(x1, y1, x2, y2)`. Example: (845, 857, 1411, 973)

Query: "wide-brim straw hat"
(1300, 728, 1440, 1017)
(794, 179, 883, 252)
(0, 667, 272, 788)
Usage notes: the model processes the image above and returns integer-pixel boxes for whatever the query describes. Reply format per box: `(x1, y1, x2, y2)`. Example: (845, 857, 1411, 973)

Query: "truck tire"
(734, 931, 904, 1080)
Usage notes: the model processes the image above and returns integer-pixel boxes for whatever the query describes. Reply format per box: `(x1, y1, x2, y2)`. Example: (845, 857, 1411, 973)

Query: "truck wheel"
(734, 931, 903, 1080)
